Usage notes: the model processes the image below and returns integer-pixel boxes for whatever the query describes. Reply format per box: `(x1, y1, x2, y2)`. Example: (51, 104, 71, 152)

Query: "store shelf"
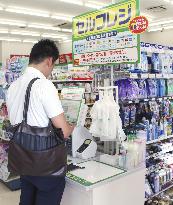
(146, 135, 173, 145)
(84, 91, 98, 94)
(146, 148, 173, 159)
(0, 135, 10, 142)
(51, 80, 93, 83)
(145, 181, 173, 201)
(120, 96, 173, 104)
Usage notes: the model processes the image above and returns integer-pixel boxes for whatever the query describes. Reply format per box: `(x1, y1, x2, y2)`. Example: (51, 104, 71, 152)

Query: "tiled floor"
(0, 182, 20, 205)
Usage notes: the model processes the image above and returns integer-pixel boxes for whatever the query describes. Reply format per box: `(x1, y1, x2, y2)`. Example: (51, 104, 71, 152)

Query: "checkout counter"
(62, 126, 145, 205)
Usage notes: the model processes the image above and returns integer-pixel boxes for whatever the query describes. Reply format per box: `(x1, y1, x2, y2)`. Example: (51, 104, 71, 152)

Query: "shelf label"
(163, 74, 169, 79)
(130, 73, 138, 79)
(141, 73, 148, 79)
(148, 74, 155, 79)
(156, 74, 163, 78)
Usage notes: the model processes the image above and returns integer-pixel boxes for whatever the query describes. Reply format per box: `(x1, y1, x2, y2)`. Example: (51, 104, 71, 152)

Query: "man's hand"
(51, 113, 76, 138)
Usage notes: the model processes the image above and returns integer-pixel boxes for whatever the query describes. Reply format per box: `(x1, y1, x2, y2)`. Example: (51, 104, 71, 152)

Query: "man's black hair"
(29, 39, 59, 65)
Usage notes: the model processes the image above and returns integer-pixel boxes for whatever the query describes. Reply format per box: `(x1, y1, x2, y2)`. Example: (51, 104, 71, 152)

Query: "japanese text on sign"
(74, 47, 138, 66)
(129, 16, 148, 34)
(73, 0, 137, 39)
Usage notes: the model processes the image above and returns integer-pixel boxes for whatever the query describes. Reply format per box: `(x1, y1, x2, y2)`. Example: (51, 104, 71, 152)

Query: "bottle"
(164, 119, 168, 137)
(154, 172, 160, 193)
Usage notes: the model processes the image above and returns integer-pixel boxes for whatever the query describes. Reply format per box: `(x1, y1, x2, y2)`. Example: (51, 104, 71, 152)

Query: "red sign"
(129, 16, 149, 34)
(59, 53, 72, 64)
(10, 54, 30, 58)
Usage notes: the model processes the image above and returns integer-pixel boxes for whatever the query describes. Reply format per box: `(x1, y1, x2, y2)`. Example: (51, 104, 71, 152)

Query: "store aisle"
(0, 183, 20, 205)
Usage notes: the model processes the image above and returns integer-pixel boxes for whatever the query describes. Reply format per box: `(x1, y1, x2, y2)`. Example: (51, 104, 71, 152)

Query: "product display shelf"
(0, 132, 10, 142)
(146, 135, 173, 145)
(0, 133, 20, 190)
(146, 148, 173, 160)
(51, 80, 93, 83)
(145, 181, 173, 202)
(120, 96, 173, 105)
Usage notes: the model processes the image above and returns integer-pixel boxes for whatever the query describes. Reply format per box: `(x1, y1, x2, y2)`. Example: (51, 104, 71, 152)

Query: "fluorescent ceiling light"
(61, 28, 72, 33)
(85, 3, 102, 9)
(41, 33, 67, 39)
(28, 24, 61, 31)
(0, 6, 3, 11)
(87, 1, 107, 6)
(5, 6, 50, 18)
(164, 25, 173, 30)
(0, 37, 22, 42)
(150, 19, 173, 27)
(10, 30, 40, 37)
(62, 39, 72, 43)
(0, 19, 26, 27)
(148, 27, 162, 32)
(51, 15, 73, 22)
(141, 12, 155, 21)
(23, 39, 38, 43)
(163, 0, 170, 2)
(148, 24, 173, 32)
(59, 0, 83, 6)
(0, 30, 8, 34)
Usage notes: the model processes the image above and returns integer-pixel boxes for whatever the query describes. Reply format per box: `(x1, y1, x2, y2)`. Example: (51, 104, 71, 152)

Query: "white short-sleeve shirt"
(7, 67, 64, 127)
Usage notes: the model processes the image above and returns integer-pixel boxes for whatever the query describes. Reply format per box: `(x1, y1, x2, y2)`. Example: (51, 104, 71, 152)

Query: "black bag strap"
(23, 78, 40, 123)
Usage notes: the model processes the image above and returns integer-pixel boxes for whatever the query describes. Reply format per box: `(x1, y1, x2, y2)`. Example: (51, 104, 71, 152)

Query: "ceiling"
(0, 0, 172, 43)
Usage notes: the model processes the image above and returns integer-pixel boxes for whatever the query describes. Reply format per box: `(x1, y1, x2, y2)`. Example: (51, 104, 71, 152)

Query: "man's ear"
(47, 57, 53, 67)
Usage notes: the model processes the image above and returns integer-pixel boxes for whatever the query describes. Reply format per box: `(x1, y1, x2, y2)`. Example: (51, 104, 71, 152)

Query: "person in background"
(6, 39, 75, 205)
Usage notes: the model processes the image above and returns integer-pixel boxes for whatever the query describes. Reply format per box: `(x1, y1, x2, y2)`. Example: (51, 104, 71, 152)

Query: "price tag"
(156, 74, 163, 78)
(130, 73, 138, 79)
(135, 100, 139, 103)
(141, 73, 148, 79)
(169, 74, 173, 79)
(128, 101, 133, 103)
(144, 99, 149, 102)
(164, 97, 168, 100)
(163, 74, 169, 79)
(149, 74, 156, 79)
(152, 98, 155, 101)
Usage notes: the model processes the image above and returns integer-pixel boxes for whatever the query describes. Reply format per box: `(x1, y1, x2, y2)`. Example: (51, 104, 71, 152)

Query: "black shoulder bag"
(7, 78, 67, 176)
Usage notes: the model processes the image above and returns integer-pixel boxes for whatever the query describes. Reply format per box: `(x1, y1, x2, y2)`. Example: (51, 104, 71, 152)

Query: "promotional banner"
(73, 0, 140, 66)
(59, 53, 73, 64)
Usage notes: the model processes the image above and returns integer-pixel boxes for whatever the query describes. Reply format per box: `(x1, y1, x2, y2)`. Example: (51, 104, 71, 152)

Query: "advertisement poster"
(9, 55, 29, 73)
(59, 53, 73, 64)
(73, 0, 140, 66)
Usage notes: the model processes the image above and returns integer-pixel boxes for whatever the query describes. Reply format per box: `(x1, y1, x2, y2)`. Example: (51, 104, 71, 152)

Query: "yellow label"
(73, 0, 137, 39)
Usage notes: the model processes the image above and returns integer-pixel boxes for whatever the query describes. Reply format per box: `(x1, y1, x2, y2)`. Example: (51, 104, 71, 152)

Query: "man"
(6, 39, 74, 205)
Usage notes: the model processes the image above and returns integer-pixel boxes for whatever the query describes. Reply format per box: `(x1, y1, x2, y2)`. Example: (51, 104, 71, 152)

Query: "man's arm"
(51, 113, 75, 138)
(41, 80, 75, 138)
